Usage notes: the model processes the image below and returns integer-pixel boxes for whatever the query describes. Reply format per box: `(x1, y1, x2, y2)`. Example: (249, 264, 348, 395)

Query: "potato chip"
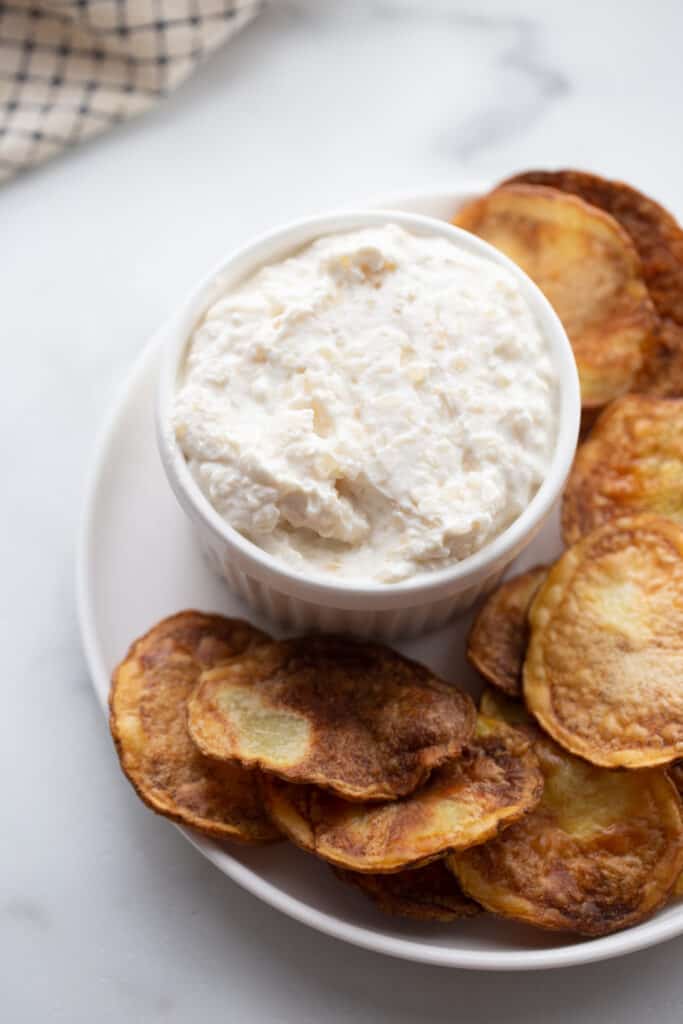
(524, 515, 683, 768)
(636, 317, 683, 398)
(503, 169, 683, 324)
(562, 395, 683, 545)
(260, 716, 543, 873)
(504, 169, 683, 396)
(450, 702, 683, 936)
(454, 184, 657, 409)
(188, 635, 476, 801)
(333, 861, 480, 921)
(467, 566, 547, 697)
(670, 764, 683, 899)
(109, 612, 280, 843)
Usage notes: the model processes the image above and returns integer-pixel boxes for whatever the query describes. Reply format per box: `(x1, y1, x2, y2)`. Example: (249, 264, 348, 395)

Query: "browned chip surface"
(504, 169, 683, 396)
(562, 395, 683, 544)
(260, 716, 543, 873)
(524, 515, 683, 768)
(636, 317, 683, 397)
(467, 566, 547, 697)
(676, 870, 683, 898)
(450, 719, 683, 936)
(333, 861, 480, 922)
(109, 612, 280, 843)
(188, 635, 476, 801)
(671, 764, 683, 898)
(504, 169, 683, 323)
(454, 184, 657, 409)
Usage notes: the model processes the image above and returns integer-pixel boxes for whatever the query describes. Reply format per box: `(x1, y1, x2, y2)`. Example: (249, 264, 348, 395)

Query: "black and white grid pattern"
(0, 0, 261, 182)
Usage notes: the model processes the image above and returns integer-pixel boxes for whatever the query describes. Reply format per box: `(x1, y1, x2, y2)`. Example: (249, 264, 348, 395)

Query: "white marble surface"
(3, 0, 683, 1019)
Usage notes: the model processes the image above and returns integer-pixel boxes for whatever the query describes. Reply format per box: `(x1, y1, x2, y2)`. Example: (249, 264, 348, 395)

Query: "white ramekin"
(156, 210, 580, 639)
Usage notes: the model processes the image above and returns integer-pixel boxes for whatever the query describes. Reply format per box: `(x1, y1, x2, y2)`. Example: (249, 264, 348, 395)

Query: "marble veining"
(287, 1, 570, 160)
(449, 14, 569, 158)
(373, 3, 571, 158)
(3, 899, 52, 931)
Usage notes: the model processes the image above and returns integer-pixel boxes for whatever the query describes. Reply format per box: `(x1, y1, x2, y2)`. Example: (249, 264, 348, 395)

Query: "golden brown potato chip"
(109, 612, 280, 843)
(504, 169, 683, 324)
(260, 716, 543, 873)
(562, 395, 683, 545)
(450, 708, 683, 936)
(188, 635, 476, 802)
(636, 317, 683, 398)
(333, 861, 480, 922)
(504, 169, 683, 396)
(454, 184, 657, 409)
(524, 515, 683, 768)
(467, 566, 547, 697)
(670, 764, 683, 898)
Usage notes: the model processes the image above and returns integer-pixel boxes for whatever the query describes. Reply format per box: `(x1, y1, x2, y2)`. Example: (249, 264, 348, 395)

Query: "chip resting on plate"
(562, 395, 683, 544)
(109, 612, 280, 843)
(467, 566, 547, 697)
(636, 317, 683, 399)
(670, 764, 683, 898)
(260, 716, 543, 873)
(454, 183, 657, 409)
(188, 635, 476, 801)
(451, 689, 683, 936)
(333, 861, 480, 922)
(503, 168, 683, 396)
(524, 515, 683, 768)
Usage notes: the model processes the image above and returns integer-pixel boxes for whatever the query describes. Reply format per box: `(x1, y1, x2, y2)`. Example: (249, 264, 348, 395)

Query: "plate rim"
(76, 184, 683, 971)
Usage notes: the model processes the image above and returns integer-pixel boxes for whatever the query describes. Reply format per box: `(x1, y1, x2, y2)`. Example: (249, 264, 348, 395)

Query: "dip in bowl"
(157, 210, 579, 638)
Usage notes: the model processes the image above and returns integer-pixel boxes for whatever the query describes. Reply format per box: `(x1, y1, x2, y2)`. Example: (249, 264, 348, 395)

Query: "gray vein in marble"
(370, 3, 569, 159)
(450, 17, 568, 159)
(2, 899, 52, 930)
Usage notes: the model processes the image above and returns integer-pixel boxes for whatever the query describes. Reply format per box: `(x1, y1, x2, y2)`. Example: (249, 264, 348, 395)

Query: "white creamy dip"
(173, 223, 557, 582)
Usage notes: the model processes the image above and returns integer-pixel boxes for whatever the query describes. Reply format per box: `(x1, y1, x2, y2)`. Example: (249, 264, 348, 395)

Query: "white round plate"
(77, 187, 683, 970)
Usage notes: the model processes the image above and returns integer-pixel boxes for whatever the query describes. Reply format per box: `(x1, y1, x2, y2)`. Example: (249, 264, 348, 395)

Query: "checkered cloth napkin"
(0, 0, 261, 182)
